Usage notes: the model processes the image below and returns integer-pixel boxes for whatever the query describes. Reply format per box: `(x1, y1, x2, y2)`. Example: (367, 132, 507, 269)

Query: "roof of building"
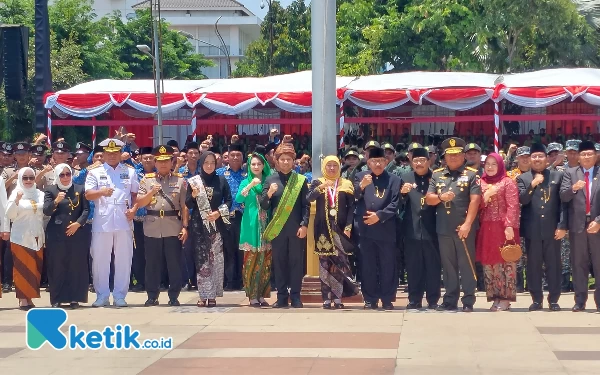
(132, 0, 248, 11)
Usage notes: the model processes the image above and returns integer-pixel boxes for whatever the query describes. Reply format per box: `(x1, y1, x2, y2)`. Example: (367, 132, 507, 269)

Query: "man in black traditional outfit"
(401, 147, 440, 310)
(259, 142, 310, 308)
(354, 146, 402, 310)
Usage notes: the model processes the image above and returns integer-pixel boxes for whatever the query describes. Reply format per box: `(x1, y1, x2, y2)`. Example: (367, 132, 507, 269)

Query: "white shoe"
(92, 298, 110, 307)
(113, 298, 128, 308)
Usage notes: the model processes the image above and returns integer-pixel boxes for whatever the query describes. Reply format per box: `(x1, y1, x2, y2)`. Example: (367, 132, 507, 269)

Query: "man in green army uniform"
(426, 137, 481, 312)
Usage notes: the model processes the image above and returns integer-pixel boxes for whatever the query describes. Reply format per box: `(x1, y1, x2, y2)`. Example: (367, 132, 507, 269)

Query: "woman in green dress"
(236, 147, 272, 307)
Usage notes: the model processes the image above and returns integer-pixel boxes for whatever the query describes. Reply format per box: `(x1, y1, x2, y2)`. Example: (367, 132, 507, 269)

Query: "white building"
(90, 0, 262, 79)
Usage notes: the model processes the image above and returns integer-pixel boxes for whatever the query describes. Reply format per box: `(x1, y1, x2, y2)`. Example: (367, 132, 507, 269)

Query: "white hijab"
(54, 163, 73, 190)
(16, 167, 40, 200)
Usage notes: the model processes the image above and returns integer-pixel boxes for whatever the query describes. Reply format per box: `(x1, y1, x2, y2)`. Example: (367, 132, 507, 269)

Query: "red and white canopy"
(44, 68, 600, 117)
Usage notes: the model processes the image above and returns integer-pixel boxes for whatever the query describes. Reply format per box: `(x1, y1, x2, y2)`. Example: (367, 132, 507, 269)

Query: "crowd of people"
(0, 128, 598, 313)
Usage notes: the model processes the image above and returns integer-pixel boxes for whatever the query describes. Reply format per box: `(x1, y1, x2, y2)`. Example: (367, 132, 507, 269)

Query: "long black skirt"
(46, 225, 90, 304)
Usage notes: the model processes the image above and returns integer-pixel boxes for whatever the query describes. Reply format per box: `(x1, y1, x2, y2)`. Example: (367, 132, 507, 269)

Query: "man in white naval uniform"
(85, 138, 139, 307)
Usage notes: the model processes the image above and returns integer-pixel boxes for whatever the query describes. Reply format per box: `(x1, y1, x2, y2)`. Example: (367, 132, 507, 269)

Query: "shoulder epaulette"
(88, 163, 101, 170)
(172, 172, 182, 178)
(145, 173, 156, 178)
(466, 166, 478, 172)
(126, 164, 134, 168)
(433, 168, 444, 173)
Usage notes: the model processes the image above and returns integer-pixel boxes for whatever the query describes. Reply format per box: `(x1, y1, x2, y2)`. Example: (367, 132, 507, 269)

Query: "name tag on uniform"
(99, 176, 108, 180)
(120, 173, 129, 179)
(458, 176, 469, 183)
(169, 182, 178, 188)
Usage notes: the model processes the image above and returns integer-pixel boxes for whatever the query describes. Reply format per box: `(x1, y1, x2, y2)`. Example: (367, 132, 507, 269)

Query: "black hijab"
(199, 151, 217, 183)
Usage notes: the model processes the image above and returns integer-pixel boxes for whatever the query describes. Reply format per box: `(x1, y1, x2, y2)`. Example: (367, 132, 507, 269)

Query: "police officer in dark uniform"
(401, 147, 440, 309)
(136, 146, 189, 307)
(426, 137, 481, 312)
(516, 143, 567, 312)
(354, 146, 402, 310)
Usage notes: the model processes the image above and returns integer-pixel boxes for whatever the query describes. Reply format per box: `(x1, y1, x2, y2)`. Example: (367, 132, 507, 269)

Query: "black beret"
(579, 140, 596, 153)
(368, 147, 385, 159)
(530, 142, 547, 155)
(93, 145, 104, 154)
(139, 147, 153, 155)
(411, 147, 429, 159)
(228, 143, 244, 153)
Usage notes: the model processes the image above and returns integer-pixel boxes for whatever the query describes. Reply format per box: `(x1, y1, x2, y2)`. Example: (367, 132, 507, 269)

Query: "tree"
(472, 0, 599, 73)
(234, 0, 311, 77)
(108, 9, 213, 79)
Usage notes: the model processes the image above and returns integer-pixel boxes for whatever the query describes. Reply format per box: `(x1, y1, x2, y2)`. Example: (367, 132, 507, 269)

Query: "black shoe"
(529, 302, 543, 311)
(260, 301, 270, 307)
(436, 302, 458, 311)
(2, 284, 10, 293)
(406, 302, 422, 310)
(144, 298, 159, 307)
(596, 306, 600, 313)
(572, 303, 586, 312)
(363, 301, 378, 310)
(462, 305, 474, 312)
(549, 303, 561, 312)
(272, 300, 289, 308)
(131, 284, 145, 293)
(382, 303, 394, 311)
(89, 285, 95, 293)
(224, 285, 235, 292)
(291, 299, 303, 308)
(70, 302, 80, 309)
(427, 303, 439, 310)
(516, 286, 525, 293)
(168, 299, 180, 307)
(51, 303, 61, 308)
(322, 302, 332, 309)
(333, 302, 345, 310)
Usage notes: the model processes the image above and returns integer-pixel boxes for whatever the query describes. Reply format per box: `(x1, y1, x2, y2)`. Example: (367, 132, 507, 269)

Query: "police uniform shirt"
(216, 165, 246, 215)
(1, 166, 19, 197)
(353, 170, 402, 240)
(84, 162, 139, 232)
(138, 172, 186, 238)
(401, 170, 436, 240)
(427, 165, 481, 236)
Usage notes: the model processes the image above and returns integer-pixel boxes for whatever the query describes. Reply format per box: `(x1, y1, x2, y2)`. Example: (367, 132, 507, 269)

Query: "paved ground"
(0, 289, 598, 375)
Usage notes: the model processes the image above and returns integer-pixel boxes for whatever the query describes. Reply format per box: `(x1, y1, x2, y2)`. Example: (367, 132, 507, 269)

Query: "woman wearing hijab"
(43, 164, 90, 308)
(236, 148, 272, 307)
(186, 151, 232, 307)
(6, 168, 45, 310)
(307, 156, 359, 309)
(476, 153, 520, 311)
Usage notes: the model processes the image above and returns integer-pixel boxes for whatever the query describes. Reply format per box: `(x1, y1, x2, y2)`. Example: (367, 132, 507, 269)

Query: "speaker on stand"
(1, 25, 29, 101)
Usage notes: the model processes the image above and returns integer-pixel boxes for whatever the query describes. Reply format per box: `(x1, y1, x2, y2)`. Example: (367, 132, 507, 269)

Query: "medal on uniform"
(327, 179, 338, 217)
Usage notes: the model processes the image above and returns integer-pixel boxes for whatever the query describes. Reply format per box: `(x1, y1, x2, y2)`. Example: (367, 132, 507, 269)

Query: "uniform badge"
(120, 173, 129, 179)
(224, 171, 230, 176)
(169, 182, 178, 188)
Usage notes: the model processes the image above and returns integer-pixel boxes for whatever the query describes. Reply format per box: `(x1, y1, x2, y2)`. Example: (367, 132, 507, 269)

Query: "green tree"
(108, 9, 213, 79)
(234, 0, 311, 77)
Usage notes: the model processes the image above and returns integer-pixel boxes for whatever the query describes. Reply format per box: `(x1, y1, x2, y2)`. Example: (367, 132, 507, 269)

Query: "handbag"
(500, 241, 522, 262)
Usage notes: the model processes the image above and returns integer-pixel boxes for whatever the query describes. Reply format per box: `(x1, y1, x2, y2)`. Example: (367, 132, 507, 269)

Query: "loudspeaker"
(2, 26, 29, 101)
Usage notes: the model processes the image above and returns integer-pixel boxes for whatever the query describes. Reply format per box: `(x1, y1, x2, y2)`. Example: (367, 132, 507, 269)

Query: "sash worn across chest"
(263, 173, 306, 241)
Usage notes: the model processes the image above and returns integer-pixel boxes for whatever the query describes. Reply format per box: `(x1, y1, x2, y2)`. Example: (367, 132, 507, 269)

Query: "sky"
(237, 0, 311, 19)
